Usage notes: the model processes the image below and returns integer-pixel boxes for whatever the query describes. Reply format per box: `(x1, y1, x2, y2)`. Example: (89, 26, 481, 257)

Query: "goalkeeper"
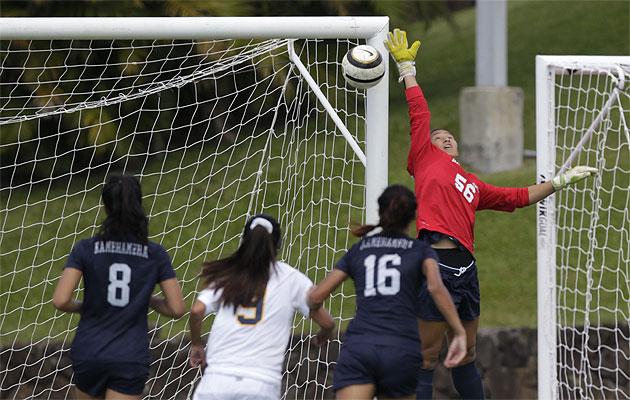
(384, 28, 598, 399)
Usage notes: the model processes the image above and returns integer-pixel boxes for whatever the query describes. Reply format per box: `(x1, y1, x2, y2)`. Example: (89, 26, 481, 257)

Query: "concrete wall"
(459, 87, 524, 174)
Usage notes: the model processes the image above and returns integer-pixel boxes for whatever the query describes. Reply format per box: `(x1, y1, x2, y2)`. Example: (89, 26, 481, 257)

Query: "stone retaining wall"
(2, 325, 627, 399)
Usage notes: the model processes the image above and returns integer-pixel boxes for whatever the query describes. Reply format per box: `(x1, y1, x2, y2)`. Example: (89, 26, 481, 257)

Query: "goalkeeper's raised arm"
(384, 28, 598, 400)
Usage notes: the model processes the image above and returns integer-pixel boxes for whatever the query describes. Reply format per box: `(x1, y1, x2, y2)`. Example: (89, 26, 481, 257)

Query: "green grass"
(0, 86, 367, 342)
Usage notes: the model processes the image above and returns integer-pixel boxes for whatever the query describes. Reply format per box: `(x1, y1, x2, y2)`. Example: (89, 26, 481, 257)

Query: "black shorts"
(72, 360, 149, 396)
(417, 248, 480, 321)
(333, 341, 422, 398)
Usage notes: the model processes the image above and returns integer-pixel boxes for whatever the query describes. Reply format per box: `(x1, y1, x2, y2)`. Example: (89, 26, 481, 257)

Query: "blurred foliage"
(0, 0, 255, 17)
(0, 0, 459, 186)
(250, 0, 456, 29)
(0, 0, 457, 26)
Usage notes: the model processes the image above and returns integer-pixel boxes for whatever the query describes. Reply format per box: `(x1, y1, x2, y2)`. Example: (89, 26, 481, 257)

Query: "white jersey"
(196, 261, 313, 385)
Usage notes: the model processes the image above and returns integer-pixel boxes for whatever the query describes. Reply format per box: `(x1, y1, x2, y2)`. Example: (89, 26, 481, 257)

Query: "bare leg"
(445, 317, 479, 366)
(74, 387, 104, 400)
(417, 319, 448, 369)
(105, 388, 141, 400)
(336, 383, 376, 400)
(446, 318, 485, 399)
(416, 319, 448, 399)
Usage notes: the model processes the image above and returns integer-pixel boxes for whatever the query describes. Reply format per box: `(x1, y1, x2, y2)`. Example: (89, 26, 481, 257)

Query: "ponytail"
(350, 184, 417, 237)
(200, 214, 282, 310)
(99, 174, 149, 244)
(350, 223, 379, 237)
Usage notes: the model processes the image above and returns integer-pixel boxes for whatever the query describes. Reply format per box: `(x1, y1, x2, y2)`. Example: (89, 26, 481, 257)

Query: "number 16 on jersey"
(363, 254, 401, 297)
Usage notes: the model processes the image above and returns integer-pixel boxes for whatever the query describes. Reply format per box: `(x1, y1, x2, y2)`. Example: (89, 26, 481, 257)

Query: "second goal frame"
(536, 55, 630, 400)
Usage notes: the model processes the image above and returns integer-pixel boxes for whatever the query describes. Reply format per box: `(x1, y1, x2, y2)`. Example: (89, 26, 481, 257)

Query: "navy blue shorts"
(72, 360, 149, 396)
(417, 248, 480, 321)
(333, 341, 422, 397)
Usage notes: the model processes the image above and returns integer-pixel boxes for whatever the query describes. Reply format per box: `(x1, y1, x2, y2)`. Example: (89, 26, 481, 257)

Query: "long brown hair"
(351, 184, 417, 237)
(199, 214, 282, 311)
(99, 174, 149, 244)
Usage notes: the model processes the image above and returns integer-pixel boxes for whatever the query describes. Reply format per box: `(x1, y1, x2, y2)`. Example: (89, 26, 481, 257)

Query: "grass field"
(1, 1, 629, 348)
(0, 35, 370, 344)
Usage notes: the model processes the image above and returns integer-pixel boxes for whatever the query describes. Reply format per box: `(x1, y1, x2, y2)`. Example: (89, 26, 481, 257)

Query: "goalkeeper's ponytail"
(351, 184, 416, 237)
(100, 174, 149, 244)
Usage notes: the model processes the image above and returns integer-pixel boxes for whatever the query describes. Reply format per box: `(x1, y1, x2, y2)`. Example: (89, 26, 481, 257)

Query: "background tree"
(0, 0, 456, 185)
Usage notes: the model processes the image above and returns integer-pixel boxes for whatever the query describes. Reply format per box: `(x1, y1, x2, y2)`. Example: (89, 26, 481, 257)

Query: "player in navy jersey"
(52, 174, 186, 400)
(188, 214, 334, 400)
(308, 185, 467, 400)
(384, 28, 598, 399)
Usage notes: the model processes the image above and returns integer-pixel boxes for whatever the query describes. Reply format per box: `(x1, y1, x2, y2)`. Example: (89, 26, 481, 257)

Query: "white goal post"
(0, 16, 389, 223)
(0, 17, 389, 399)
(536, 56, 630, 400)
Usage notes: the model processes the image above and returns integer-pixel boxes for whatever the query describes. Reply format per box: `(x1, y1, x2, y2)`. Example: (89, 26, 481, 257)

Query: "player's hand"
(313, 327, 333, 347)
(552, 166, 598, 190)
(189, 344, 207, 368)
(384, 28, 421, 82)
(384, 28, 421, 63)
(443, 332, 466, 368)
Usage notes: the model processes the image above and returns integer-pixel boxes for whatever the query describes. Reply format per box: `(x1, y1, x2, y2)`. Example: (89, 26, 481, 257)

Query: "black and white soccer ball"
(341, 45, 385, 89)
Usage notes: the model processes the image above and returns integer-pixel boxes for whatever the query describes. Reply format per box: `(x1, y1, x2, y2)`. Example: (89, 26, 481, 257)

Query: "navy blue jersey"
(334, 232, 438, 347)
(64, 235, 176, 364)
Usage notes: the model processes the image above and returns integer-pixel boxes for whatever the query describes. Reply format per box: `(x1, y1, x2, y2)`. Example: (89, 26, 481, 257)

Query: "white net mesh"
(0, 37, 371, 399)
(550, 61, 630, 399)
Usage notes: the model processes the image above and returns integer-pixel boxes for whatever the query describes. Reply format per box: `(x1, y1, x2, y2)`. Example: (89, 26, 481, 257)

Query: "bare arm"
(150, 277, 186, 319)
(188, 300, 207, 367)
(309, 304, 335, 347)
(422, 258, 467, 367)
(307, 269, 348, 309)
(403, 75, 419, 89)
(52, 268, 83, 313)
(306, 269, 347, 348)
(528, 181, 555, 205)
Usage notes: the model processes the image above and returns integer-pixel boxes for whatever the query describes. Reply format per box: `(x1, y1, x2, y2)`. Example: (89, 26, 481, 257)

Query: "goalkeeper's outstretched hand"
(384, 28, 421, 82)
(552, 166, 598, 190)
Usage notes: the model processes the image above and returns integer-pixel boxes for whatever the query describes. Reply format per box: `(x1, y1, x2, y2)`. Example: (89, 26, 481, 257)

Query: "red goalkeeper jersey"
(406, 86, 529, 254)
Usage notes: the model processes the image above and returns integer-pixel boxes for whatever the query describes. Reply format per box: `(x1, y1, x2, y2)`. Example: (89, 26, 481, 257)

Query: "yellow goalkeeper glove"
(552, 166, 598, 190)
(384, 28, 421, 83)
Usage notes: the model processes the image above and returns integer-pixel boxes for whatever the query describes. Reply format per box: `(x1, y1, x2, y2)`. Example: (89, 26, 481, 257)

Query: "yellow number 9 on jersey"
(236, 293, 265, 326)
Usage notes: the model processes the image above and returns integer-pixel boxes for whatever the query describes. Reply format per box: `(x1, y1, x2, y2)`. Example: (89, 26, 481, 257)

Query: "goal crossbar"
(0, 16, 389, 40)
(0, 16, 390, 224)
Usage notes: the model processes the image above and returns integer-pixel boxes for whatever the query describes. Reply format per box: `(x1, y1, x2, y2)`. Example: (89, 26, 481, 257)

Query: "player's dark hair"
(200, 214, 281, 311)
(99, 174, 149, 244)
(351, 184, 417, 237)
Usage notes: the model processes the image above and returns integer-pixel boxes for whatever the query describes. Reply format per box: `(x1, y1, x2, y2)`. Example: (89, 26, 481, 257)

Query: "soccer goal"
(536, 56, 630, 400)
(0, 17, 389, 399)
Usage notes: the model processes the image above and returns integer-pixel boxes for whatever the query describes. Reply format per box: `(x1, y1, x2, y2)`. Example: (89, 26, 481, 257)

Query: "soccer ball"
(341, 45, 385, 89)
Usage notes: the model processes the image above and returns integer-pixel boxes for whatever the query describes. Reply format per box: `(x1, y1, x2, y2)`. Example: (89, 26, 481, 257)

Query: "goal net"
(536, 56, 630, 400)
(0, 17, 389, 399)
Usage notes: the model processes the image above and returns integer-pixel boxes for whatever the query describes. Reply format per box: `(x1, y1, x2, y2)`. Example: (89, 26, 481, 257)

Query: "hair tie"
(250, 217, 273, 234)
